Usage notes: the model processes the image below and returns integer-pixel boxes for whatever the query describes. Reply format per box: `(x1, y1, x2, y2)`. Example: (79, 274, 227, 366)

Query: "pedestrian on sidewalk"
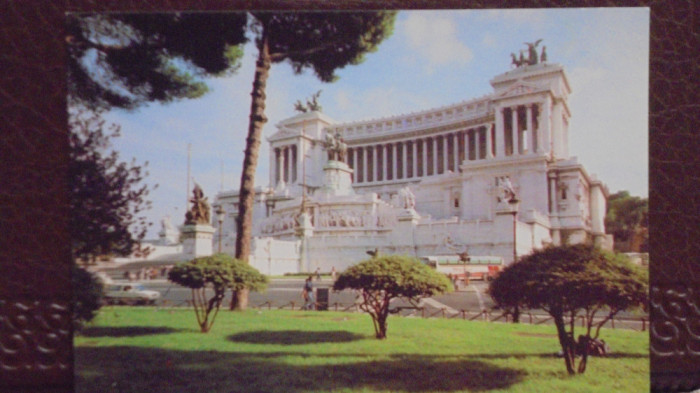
(302, 276, 315, 310)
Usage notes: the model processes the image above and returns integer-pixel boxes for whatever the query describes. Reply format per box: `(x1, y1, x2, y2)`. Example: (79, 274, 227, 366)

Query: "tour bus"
(421, 255, 504, 282)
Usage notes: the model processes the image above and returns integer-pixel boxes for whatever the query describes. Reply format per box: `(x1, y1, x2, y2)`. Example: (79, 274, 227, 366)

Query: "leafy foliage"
(168, 254, 267, 332)
(69, 109, 154, 262)
(605, 191, 648, 252)
(487, 244, 648, 374)
(257, 12, 397, 82)
(66, 13, 247, 111)
(333, 255, 452, 339)
(72, 265, 104, 330)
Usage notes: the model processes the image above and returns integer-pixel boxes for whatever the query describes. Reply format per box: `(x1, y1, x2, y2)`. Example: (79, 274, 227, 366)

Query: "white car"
(104, 283, 160, 305)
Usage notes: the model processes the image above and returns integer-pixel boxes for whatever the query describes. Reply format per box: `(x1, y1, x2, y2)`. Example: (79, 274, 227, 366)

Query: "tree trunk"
(235, 23, 271, 263)
(375, 311, 388, 339)
(577, 335, 589, 374)
(553, 314, 576, 375)
(233, 22, 271, 311)
(231, 288, 249, 311)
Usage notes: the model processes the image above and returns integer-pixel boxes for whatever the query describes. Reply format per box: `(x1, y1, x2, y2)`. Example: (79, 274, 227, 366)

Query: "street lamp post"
(508, 195, 520, 323)
(508, 196, 520, 263)
(215, 205, 225, 254)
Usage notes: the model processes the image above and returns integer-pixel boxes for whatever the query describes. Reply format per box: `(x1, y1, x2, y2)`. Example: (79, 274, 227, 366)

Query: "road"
(119, 277, 491, 312)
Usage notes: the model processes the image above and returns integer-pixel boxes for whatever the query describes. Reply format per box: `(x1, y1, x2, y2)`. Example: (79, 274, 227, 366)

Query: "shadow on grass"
(75, 347, 526, 393)
(78, 326, 186, 338)
(228, 330, 365, 345)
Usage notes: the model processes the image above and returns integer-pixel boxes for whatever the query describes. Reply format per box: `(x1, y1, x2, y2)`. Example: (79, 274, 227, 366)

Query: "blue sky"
(103, 8, 649, 239)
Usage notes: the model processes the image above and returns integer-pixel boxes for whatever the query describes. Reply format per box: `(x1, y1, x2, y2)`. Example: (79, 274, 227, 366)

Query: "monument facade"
(214, 55, 612, 275)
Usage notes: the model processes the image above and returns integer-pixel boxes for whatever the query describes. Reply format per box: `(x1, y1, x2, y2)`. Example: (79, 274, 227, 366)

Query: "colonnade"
(273, 145, 298, 184)
(347, 102, 545, 184)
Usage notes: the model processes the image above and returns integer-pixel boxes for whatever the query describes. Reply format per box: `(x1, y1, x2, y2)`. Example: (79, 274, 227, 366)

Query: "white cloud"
(400, 13, 473, 73)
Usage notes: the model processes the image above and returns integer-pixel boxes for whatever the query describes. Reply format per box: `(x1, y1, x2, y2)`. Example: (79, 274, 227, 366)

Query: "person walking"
(330, 266, 337, 281)
(302, 276, 315, 310)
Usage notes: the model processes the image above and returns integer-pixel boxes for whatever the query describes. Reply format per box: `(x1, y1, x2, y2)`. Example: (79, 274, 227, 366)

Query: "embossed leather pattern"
(0, 301, 72, 385)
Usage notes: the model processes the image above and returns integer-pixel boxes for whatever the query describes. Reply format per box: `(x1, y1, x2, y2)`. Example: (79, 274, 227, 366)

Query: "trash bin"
(316, 287, 329, 311)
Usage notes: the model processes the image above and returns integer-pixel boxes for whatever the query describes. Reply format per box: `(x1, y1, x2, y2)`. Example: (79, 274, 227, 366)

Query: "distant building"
(215, 60, 612, 275)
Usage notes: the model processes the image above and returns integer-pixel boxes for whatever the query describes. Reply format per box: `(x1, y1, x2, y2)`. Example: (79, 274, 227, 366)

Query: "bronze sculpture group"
(511, 39, 547, 68)
(185, 183, 211, 225)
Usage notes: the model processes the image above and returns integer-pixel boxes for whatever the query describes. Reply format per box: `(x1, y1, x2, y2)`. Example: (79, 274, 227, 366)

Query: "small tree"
(69, 108, 154, 263)
(487, 245, 648, 375)
(72, 265, 104, 331)
(605, 191, 648, 252)
(333, 255, 452, 339)
(168, 254, 267, 333)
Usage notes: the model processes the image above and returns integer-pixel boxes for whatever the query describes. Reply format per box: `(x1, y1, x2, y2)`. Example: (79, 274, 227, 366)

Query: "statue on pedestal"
(398, 186, 416, 210)
(323, 130, 347, 162)
(185, 183, 211, 225)
(497, 176, 517, 203)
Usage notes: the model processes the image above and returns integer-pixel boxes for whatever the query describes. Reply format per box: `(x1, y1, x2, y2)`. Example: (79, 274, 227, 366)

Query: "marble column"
(412, 141, 418, 178)
(402, 141, 408, 179)
(511, 107, 519, 155)
(274, 148, 280, 184)
(287, 146, 294, 183)
(453, 134, 460, 171)
(392, 142, 398, 180)
(541, 98, 551, 154)
(526, 104, 534, 154)
(486, 125, 494, 159)
(495, 108, 506, 157)
(382, 144, 388, 181)
(291, 145, 298, 183)
(354, 148, 360, 181)
(474, 129, 481, 160)
(373, 145, 379, 182)
(422, 139, 428, 177)
(549, 174, 557, 214)
(465, 130, 471, 161)
(432, 138, 438, 175)
(281, 147, 287, 183)
(363, 146, 369, 183)
(442, 135, 448, 174)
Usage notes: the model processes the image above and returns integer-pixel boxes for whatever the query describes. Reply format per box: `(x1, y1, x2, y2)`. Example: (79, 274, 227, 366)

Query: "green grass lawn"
(74, 307, 648, 393)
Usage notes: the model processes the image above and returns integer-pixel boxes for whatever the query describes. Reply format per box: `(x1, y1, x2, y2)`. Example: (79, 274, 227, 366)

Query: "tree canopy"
(66, 13, 247, 111)
(168, 254, 267, 332)
(69, 109, 154, 262)
(605, 191, 648, 252)
(333, 255, 452, 339)
(488, 245, 648, 375)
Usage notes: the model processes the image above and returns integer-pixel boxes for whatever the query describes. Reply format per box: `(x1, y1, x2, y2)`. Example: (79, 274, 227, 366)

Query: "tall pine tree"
(232, 12, 396, 309)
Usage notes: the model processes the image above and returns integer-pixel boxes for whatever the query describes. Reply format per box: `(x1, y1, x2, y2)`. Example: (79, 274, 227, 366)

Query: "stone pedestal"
(296, 211, 314, 272)
(180, 224, 216, 259)
(392, 209, 421, 255)
(320, 160, 354, 196)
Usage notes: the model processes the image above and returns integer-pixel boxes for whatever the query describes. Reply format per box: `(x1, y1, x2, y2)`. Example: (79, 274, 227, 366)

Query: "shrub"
(168, 254, 267, 332)
(488, 244, 647, 374)
(333, 255, 452, 339)
(72, 265, 104, 330)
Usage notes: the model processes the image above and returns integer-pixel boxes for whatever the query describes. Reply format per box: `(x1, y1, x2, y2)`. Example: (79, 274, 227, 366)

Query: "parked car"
(104, 283, 160, 305)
